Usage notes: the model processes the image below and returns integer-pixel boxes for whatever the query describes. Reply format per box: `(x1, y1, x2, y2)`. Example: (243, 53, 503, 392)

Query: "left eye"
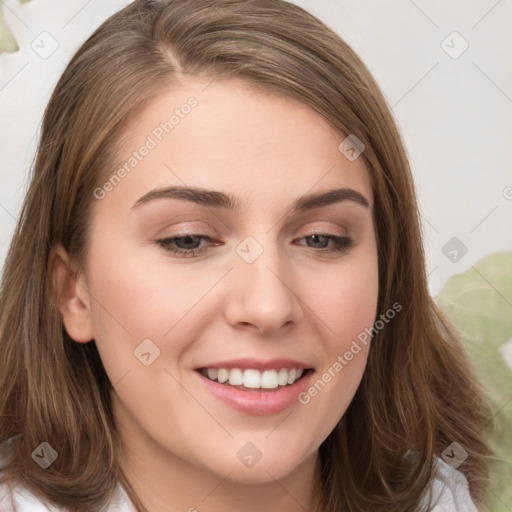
(156, 233, 354, 257)
(301, 233, 354, 252)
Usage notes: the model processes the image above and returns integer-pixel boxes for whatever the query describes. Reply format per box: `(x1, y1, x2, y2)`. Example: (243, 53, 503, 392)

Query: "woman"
(0, 0, 492, 510)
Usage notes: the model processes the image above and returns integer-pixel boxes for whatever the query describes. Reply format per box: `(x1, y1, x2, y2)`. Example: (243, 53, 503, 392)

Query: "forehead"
(101, 77, 373, 212)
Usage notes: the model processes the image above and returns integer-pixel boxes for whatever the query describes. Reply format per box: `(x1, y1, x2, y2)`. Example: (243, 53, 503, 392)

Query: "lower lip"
(195, 369, 314, 416)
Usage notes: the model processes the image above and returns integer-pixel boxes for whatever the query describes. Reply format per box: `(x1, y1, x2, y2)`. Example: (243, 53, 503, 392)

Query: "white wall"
(0, 0, 511, 296)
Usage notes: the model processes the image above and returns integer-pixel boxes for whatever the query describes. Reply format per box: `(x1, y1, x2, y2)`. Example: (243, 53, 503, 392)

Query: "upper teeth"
(202, 368, 304, 389)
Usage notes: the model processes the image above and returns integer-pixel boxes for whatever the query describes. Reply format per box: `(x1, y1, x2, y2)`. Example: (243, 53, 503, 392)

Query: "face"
(59, 77, 378, 492)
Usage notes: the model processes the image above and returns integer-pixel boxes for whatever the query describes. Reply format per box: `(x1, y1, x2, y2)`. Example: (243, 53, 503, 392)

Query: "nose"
(224, 242, 303, 336)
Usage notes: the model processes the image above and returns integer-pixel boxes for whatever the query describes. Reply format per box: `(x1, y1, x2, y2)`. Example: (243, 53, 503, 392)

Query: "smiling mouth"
(196, 367, 312, 392)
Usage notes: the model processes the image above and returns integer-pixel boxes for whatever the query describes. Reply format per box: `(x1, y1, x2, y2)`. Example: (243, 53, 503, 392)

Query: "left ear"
(49, 244, 95, 343)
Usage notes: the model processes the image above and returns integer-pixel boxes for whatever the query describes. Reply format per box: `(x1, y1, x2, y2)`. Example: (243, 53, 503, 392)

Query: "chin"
(202, 447, 312, 484)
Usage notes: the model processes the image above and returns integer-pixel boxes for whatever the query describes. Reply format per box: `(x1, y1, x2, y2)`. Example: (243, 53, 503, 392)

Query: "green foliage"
(0, 1, 33, 53)
(0, 11, 18, 52)
(437, 252, 512, 512)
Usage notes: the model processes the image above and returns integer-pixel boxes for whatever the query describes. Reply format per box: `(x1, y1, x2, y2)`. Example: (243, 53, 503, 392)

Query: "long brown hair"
(0, 1, 492, 510)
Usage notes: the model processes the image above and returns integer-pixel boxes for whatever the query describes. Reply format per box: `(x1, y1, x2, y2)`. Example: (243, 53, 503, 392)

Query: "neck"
(114, 402, 323, 512)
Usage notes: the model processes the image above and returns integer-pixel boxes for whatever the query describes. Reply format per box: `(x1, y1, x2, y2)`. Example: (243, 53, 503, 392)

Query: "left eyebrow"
(291, 187, 370, 211)
(131, 185, 370, 211)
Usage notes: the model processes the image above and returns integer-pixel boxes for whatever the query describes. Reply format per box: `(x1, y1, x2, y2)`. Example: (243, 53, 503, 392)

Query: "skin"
(51, 77, 379, 512)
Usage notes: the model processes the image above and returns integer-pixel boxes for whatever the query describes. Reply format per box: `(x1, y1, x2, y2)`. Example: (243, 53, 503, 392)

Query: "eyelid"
(299, 225, 347, 237)
(156, 225, 221, 239)
(159, 225, 347, 241)
(155, 218, 351, 242)
(156, 229, 355, 259)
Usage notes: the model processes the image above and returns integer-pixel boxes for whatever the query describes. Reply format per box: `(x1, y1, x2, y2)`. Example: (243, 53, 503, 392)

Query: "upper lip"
(195, 358, 313, 372)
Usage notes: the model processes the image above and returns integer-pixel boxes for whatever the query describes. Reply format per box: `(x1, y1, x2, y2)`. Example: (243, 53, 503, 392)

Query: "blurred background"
(1, 0, 511, 509)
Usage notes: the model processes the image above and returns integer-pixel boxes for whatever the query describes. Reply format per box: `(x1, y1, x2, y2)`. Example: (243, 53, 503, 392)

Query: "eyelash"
(156, 232, 354, 258)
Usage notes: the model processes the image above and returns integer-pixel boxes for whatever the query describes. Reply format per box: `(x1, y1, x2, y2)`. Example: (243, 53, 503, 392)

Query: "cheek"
(84, 240, 213, 386)
(304, 255, 379, 353)
(295, 254, 378, 431)
(86, 232, 212, 337)
(319, 277, 378, 337)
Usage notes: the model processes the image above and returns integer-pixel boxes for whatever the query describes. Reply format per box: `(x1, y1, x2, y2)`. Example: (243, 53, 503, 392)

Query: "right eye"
(156, 234, 217, 258)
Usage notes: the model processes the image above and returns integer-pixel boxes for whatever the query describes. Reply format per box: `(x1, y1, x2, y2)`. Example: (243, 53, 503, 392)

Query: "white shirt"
(0, 438, 477, 511)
